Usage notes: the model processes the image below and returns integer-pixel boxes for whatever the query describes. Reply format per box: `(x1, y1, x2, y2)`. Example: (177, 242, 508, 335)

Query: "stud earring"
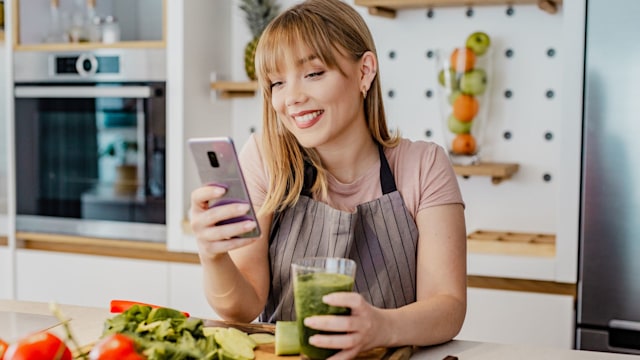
(361, 87, 368, 99)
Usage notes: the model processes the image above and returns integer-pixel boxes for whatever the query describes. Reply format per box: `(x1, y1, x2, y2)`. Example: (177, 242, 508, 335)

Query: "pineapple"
(239, 0, 280, 81)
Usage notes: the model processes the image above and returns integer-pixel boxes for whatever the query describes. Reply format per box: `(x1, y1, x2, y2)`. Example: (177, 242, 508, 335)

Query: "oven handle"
(14, 85, 153, 98)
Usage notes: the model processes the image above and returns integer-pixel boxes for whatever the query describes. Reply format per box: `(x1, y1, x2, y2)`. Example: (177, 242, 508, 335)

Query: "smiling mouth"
(293, 110, 324, 128)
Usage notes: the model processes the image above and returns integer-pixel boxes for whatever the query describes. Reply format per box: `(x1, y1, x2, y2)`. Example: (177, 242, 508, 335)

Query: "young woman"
(190, 0, 467, 357)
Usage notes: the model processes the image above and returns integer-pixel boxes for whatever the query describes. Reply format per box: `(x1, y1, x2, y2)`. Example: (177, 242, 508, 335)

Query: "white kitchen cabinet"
(456, 287, 574, 348)
(168, 263, 220, 320)
(0, 247, 10, 299)
(15, 249, 170, 309)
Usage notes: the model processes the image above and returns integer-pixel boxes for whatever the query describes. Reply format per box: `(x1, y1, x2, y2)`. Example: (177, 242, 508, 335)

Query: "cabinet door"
(168, 263, 220, 320)
(16, 249, 169, 308)
(456, 288, 574, 348)
(0, 247, 10, 299)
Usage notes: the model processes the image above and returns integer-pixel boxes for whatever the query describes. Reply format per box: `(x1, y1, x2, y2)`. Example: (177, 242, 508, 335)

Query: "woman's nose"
(284, 83, 306, 106)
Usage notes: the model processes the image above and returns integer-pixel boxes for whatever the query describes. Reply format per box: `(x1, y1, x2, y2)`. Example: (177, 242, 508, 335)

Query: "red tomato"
(89, 334, 144, 360)
(3, 332, 72, 360)
(1, 338, 9, 359)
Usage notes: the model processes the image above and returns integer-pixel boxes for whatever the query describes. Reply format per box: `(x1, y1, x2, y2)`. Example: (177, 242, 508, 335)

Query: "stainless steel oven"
(13, 49, 166, 242)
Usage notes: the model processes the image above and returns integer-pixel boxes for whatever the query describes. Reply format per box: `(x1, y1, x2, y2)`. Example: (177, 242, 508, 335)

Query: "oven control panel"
(13, 49, 165, 83)
(55, 54, 120, 76)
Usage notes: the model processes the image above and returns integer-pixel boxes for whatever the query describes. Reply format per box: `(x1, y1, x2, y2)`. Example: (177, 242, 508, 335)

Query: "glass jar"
(102, 15, 120, 43)
(435, 45, 493, 165)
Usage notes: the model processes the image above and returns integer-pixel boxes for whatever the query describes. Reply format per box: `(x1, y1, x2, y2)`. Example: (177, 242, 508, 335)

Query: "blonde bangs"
(255, 12, 344, 94)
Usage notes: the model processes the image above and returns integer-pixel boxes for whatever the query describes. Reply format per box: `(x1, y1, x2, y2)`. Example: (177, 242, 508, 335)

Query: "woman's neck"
(316, 134, 379, 184)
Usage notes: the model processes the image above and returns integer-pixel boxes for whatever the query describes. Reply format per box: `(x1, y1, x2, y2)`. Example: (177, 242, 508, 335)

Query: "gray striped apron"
(259, 145, 419, 323)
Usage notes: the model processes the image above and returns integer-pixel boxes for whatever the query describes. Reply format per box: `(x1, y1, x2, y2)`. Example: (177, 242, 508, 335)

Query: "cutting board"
(203, 319, 413, 360)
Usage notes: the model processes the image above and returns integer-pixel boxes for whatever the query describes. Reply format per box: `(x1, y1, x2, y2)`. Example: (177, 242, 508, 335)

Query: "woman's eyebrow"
(297, 54, 319, 66)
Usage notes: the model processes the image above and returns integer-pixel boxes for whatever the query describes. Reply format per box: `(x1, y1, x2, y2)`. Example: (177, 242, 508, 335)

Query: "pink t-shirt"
(239, 134, 464, 220)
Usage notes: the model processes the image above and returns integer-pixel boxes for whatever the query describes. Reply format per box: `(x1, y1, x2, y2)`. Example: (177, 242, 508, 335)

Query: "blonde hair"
(255, 0, 400, 216)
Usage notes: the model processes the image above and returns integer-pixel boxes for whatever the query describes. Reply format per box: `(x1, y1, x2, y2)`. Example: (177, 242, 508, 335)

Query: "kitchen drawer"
(456, 287, 574, 348)
(15, 249, 170, 309)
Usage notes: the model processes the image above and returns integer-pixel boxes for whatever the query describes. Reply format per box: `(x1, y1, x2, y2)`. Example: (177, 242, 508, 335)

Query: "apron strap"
(378, 143, 397, 195)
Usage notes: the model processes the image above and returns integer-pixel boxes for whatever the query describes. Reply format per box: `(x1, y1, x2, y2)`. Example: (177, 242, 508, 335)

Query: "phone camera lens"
(207, 151, 219, 167)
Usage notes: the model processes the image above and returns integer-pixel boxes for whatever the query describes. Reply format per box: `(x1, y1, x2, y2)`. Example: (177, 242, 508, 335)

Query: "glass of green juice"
(292, 257, 356, 360)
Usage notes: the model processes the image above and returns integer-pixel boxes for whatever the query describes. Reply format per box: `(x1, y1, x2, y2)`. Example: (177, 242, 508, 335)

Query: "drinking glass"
(292, 257, 356, 360)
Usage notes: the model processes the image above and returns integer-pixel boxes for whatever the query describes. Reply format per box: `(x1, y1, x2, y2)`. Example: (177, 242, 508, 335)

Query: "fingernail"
(244, 221, 257, 230)
(303, 317, 314, 326)
(237, 204, 251, 213)
(212, 186, 225, 195)
(308, 335, 318, 345)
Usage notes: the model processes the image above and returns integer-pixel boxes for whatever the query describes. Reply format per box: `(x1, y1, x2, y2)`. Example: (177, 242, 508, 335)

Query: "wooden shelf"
(468, 230, 556, 257)
(354, 0, 562, 18)
(14, 41, 165, 52)
(453, 162, 519, 184)
(210, 81, 259, 99)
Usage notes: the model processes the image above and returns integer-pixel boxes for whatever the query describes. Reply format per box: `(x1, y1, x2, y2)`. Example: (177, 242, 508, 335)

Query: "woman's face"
(268, 47, 366, 150)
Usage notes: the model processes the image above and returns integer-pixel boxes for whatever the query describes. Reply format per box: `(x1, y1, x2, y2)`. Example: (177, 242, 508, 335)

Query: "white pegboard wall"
(362, 3, 568, 236)
(227, 1, 583, 258)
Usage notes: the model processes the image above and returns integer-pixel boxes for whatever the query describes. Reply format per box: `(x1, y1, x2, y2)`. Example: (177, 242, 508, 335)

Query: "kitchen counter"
(1, 300, 637, 359)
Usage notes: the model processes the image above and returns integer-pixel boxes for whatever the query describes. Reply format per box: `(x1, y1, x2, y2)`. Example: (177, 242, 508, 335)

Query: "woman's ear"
(360, 51, 377, 93)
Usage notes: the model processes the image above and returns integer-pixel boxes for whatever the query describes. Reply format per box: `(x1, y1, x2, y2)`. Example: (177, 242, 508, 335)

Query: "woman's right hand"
(189, 185, 259, 259)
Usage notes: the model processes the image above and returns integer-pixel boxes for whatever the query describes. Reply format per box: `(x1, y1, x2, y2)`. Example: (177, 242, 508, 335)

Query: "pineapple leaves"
(239, 0, 281, 38)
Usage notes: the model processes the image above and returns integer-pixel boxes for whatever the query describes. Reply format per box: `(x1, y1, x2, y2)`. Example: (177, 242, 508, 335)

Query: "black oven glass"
(14, 82, 166, 225)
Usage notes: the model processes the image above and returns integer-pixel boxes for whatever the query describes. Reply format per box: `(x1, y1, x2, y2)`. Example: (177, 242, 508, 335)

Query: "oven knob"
(75, 53, 98, 76)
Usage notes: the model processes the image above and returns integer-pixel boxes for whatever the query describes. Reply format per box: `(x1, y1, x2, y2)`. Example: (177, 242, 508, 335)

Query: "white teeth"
(294, 110, 322, 123)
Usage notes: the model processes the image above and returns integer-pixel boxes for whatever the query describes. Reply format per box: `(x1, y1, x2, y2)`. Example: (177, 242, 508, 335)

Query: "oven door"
(14, 83, 166, 242)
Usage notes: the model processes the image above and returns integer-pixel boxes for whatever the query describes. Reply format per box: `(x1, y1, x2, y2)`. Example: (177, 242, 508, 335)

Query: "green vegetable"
(248, 333, 275, 345)
(214, 328, 255, 360)
(100, 305, 217, 360)
(275, 321, 300, 355)
(147, 307, 187, 322)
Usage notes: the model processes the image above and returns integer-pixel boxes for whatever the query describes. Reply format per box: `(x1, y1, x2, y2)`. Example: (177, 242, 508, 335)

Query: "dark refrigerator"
(576, 0, 640, 354)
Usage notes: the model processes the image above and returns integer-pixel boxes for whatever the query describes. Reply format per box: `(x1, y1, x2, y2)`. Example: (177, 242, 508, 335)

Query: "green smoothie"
(293, 272, 355, 360)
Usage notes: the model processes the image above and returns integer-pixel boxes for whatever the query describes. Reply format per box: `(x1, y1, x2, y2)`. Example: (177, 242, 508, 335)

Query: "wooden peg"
(538, 0, 559, 14)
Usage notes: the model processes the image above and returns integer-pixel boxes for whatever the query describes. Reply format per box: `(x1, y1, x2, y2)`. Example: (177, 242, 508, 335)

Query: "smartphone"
(188, 137, 261, 238)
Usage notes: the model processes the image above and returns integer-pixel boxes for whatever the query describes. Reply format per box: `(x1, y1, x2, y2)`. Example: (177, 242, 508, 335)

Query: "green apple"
(460, 68, 487, 95)
(466, 31, 491, 56)
(448, 114, 473, 134)
(438, 68, 459, 90)
(448, 90, 462, 105)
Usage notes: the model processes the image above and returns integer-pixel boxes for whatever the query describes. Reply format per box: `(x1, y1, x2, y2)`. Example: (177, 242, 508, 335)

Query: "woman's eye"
(270, 81, 283, 89)
(307, 71, 324, 78)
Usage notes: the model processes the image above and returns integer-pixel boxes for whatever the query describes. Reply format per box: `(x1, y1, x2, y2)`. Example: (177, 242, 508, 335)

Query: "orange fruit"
(452, 134, 477, 155)
(450, 47, 476, 72)
(452, 94, 479, 122)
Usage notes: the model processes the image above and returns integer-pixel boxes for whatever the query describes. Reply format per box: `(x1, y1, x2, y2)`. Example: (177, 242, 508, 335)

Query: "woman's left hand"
(303, 292, 388, 360)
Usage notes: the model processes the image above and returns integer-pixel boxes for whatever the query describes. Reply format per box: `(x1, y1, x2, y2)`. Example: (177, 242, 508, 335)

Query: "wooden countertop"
(0, 300, 635, 360)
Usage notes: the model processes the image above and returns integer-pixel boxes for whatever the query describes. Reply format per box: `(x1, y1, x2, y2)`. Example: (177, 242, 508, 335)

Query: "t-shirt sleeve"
(418, 143, 465, 212)
(238, 134, 269, 211)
